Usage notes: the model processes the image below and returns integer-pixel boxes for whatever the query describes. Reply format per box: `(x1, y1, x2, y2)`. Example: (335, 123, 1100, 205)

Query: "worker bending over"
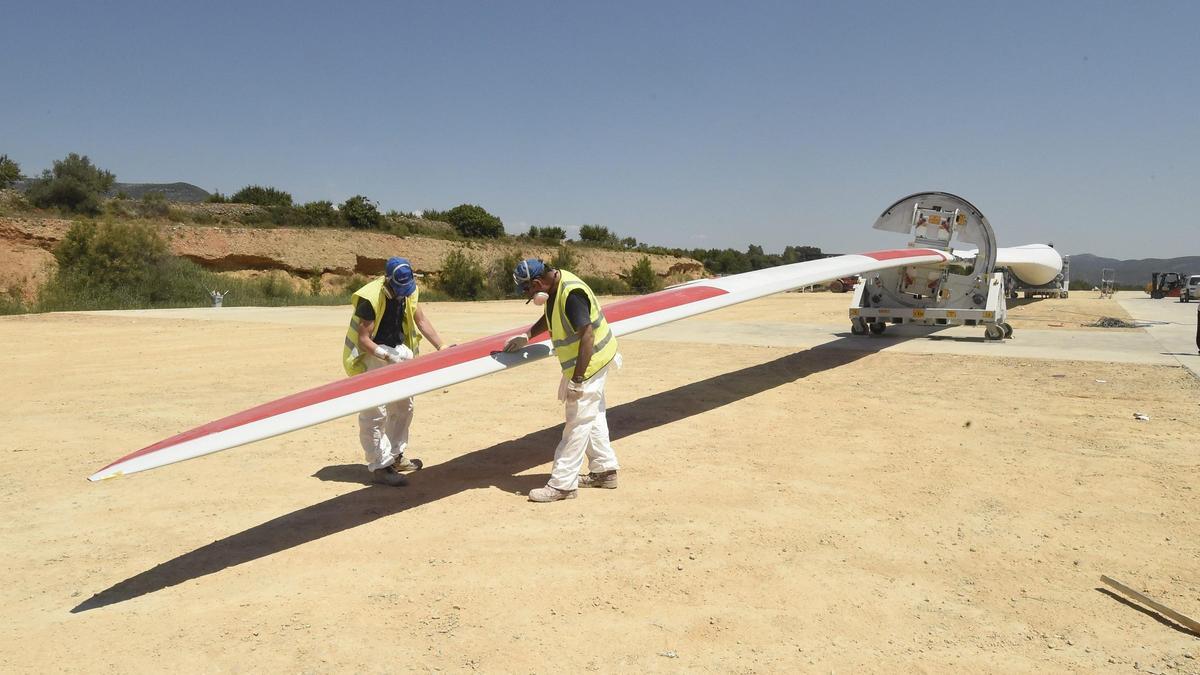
(343, 257, 446, 486)
(506, 259, 621, 502)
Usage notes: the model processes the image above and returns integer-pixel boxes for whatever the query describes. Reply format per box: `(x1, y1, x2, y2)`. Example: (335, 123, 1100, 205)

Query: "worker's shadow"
(72, 339, 878, 613)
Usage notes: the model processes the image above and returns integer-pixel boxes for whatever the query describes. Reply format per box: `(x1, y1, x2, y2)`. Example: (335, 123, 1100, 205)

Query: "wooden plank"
(1101, 575, 1200, 634)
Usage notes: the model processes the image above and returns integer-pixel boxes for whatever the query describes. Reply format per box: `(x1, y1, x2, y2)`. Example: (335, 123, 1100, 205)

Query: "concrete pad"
(1116, 291, 1200, 379)
(632, 316, 1178, 366)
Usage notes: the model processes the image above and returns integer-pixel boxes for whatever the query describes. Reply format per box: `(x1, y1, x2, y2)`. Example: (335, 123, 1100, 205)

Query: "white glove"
(503, 332, 530, 353)
(373, 344, 413, 364)
(565, 378, 584, 402)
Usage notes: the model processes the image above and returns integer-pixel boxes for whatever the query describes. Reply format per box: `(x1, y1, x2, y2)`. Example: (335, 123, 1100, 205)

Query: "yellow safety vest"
(547, 270, 618, 380)
(342, 277, 420, 376)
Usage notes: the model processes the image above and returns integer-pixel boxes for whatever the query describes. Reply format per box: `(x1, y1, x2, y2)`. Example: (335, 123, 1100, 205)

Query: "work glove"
(503, 332, 530, 353)
(389, 344, 414, 363)
(373, 344, 413, 364)
(565, 378, 584, 402)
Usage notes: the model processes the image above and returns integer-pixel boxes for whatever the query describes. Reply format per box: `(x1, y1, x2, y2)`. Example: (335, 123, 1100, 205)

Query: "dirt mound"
(0, 216, 705, 301)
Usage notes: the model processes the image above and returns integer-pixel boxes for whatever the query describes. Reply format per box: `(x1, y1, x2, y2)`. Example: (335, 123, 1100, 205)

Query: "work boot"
(394, 456, 423, 472)
(372, 465, 408, 487)
(528, 485, 577, 502)
(578, 470, 618, 489)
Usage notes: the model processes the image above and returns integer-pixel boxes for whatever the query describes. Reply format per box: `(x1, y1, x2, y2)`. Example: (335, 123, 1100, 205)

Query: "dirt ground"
(2, 293, 1198, 673)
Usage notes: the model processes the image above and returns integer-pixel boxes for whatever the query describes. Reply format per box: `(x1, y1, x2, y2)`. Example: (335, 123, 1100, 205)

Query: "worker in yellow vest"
(343, 257, 446, 487)
(505, 259, 621, 502)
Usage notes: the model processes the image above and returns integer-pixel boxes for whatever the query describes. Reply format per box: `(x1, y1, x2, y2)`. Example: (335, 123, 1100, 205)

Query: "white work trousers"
(359, 355, 414, 470)
(547, 361, 619, 491)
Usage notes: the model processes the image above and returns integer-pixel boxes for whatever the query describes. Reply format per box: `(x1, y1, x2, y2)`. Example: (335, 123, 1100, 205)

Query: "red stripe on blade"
(862, 248, 944, 261)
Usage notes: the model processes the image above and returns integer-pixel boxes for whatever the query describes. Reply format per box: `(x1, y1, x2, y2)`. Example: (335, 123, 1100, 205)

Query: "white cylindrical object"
(996, 245, 1063, 286)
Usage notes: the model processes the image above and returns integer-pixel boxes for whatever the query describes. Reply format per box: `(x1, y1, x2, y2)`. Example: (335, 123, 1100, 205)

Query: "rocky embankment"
(0, 215, 705, 302)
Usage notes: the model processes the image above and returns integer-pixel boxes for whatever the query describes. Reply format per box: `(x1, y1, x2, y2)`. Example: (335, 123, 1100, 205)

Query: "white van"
(1181, 275, 1200, 302)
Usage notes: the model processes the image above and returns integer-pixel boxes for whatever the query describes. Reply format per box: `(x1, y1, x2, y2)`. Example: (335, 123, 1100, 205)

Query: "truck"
(1006, 256, 1069, 299)
(1147, 272, 1185, 299)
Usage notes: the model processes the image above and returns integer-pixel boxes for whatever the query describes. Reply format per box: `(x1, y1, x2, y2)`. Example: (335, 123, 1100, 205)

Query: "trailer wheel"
(984, 324, 1005, 340)
(1001, 322, 1013, 339)
(850, 318, 868, 335)
(869, 321, 886, 335)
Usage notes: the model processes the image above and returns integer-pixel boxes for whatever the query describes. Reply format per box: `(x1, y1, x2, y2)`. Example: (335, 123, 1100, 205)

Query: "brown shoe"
(528, 485, 577, 502)
(394, 456, 423, 472)
(578, 470, 618, 489)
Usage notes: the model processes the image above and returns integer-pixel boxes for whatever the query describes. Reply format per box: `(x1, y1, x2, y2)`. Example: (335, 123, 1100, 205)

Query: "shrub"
(527, 225, 566, 243)
(580, 275, 629, 296)
(488, 250, 525, 298)
(340, 195, 384, 230)
(206, 190, 230, 203)
(26, 153, 115, 214)
(0, 286, 25, 315)
(550, 245, 577, 271)
(627, 256, 661, 294)
(579, 224, 620, 247)
(140, 191, 170, 217)
(54, 220, 168, 289)
(442, 204, 505, 238)
(299, 200, 343, 228)
(230, 185, 293, 207)
(438, 249, 486, 300)
(0, 154, 22, 189)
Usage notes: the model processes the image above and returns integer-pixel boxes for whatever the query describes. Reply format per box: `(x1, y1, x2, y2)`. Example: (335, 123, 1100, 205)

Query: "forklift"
(1146, 272, 1185, 299)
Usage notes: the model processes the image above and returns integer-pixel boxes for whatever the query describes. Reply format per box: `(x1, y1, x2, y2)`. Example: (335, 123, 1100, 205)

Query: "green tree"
(340, 195, 384, 229)
(527, 225, 567, 243)
(443, 203, 505, 238)
(230, 185, 293, 207)
(0, 154, 21, 189)
(299, 200, 342, 228)
(579, 224, 619, 246)
(627, 256, 661, 294)
(438, 250, 486, 299)
(26, 153, 115, 214)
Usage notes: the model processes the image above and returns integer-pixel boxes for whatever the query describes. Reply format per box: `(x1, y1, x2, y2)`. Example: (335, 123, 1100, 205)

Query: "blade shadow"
(73, 338, 882, 612)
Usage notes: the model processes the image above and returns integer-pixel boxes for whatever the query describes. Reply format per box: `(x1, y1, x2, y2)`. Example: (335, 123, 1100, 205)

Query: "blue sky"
(3, 1, 1197, 258)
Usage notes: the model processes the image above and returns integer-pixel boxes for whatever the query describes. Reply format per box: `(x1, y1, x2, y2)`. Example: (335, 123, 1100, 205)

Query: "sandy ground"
(2, 292, 1198, 673)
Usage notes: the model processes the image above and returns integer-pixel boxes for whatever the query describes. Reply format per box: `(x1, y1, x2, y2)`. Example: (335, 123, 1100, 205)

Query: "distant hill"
(1068, 253, 1200, 287)
(11, 180, 211, 203)
(107, 182, 211, 202)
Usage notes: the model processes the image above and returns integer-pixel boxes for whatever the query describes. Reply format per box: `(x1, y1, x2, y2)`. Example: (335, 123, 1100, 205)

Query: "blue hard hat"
(512, 258, 546, 291)
(385, 257, 416, 297)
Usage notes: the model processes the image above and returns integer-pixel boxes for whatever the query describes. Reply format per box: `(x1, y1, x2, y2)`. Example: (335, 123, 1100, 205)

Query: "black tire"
(984, 324, 1004, 340)
(869, 321, 886, 335)
(1001, 322, 1013, 339)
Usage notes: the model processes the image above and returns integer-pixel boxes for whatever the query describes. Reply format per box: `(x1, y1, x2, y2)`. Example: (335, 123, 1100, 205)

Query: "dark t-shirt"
(356, 296, 405, 348)
(563, 289, 591, 332)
